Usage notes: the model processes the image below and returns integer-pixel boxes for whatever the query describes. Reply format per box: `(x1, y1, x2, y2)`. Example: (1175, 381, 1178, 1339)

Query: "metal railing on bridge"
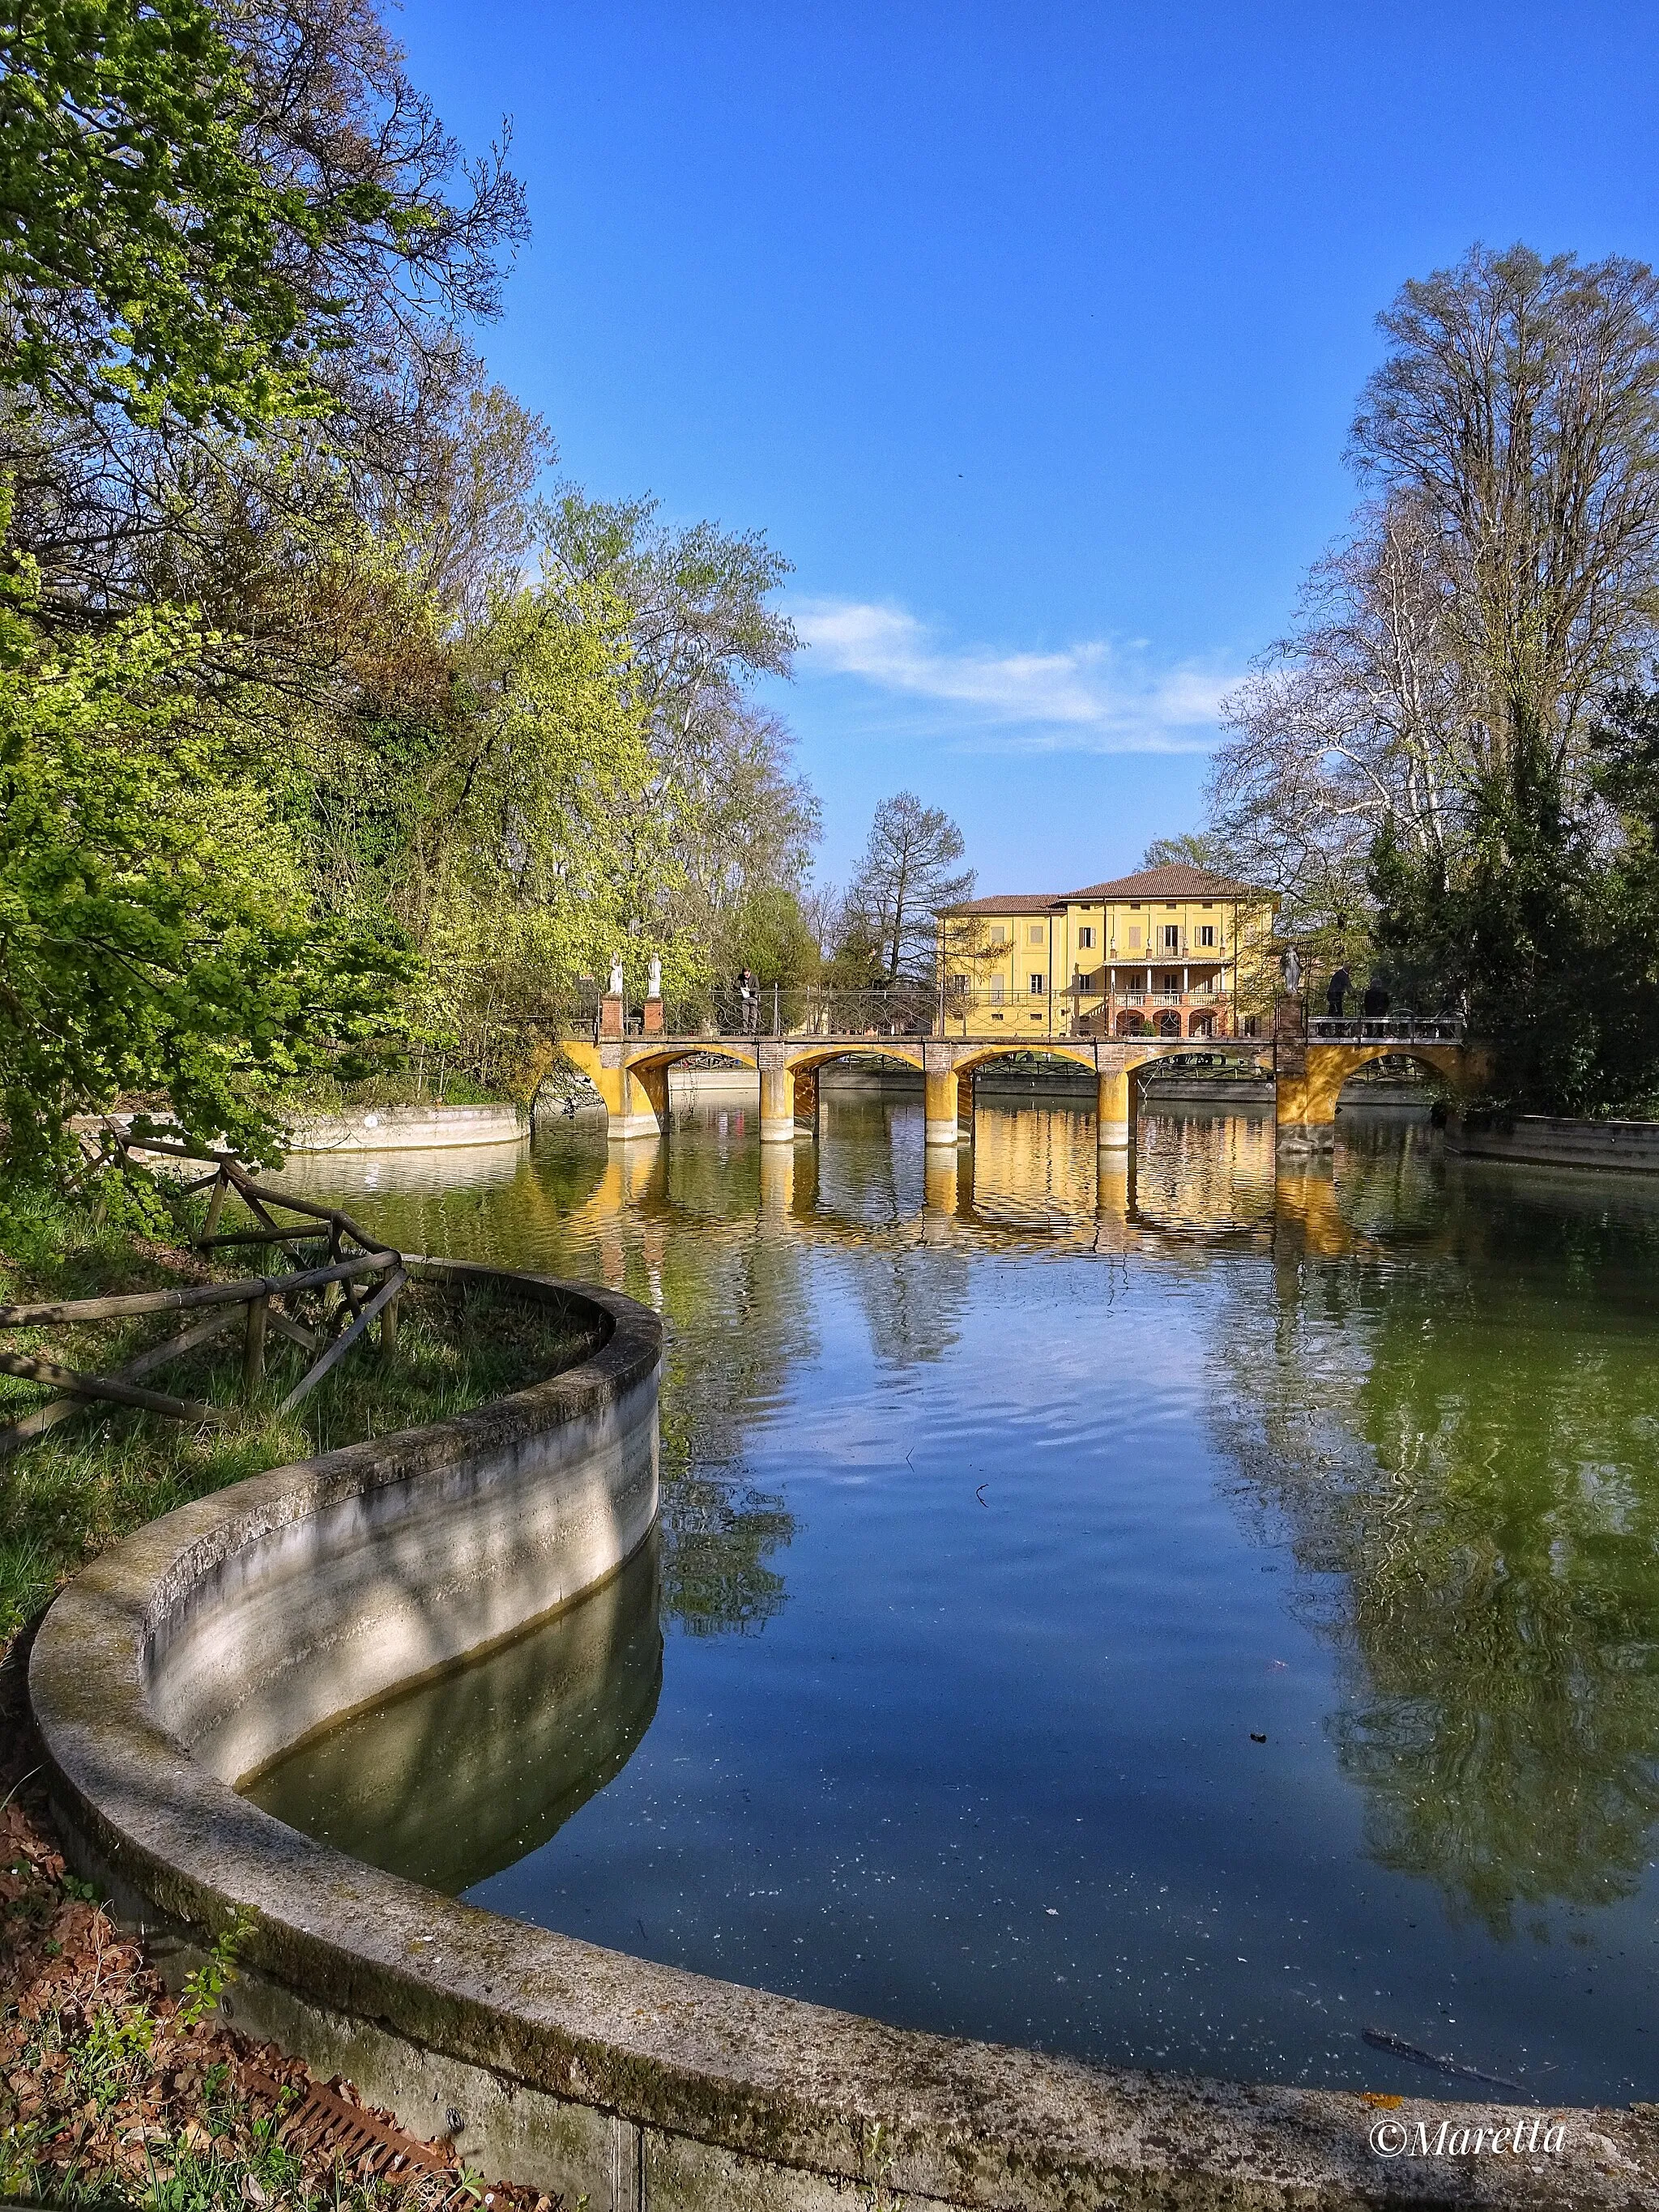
(588, 984, 940, 1042)
(573, 986, 1466, 1049)
(1303, 1013, 1465, 1044)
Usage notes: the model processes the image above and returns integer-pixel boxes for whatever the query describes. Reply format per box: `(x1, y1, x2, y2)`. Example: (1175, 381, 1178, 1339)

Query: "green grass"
(0, 1173, 595, 1650)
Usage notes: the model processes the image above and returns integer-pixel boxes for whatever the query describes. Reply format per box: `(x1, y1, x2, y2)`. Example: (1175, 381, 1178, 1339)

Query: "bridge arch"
(783, 1042, 926, 1076)
(625, 1042, 761, 1076)
(949, 1042, 1097, 1076)
(1277, 1039, 1491, 1153)
(1302, 1042, 1484, 1127)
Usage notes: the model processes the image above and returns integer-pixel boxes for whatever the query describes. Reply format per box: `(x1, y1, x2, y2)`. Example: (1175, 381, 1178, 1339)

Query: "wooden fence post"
(380, 1290, 400, 1357)
(243, 1293, 268, 1400)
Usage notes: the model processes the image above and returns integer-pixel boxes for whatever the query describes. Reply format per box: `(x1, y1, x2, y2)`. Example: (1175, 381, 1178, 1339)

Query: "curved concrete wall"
(284, 1103, 529, 1153)
(28, 1266, 1654, 2210)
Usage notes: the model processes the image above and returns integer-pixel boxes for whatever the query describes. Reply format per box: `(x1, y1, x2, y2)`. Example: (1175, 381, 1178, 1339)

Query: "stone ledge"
(26, 1265, 1659, 2210)
(1449, 1110, 1659, 1173)
(283, 1104, 529, 1153)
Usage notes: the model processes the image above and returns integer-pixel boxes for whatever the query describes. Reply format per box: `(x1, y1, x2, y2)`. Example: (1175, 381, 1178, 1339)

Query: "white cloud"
(791, 599, 1238, 754)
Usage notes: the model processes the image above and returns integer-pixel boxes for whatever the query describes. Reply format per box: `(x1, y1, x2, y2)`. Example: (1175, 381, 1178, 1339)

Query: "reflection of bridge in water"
(568, 1104, 1435, 1264)
(565, 1020, 1491, 1156)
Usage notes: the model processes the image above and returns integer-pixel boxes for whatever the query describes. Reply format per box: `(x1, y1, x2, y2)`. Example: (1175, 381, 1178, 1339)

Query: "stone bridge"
(564, 1025, 1491, 1154)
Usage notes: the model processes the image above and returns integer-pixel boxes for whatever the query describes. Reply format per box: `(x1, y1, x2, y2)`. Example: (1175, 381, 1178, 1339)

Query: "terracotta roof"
(939, 863, 1266, 916)
(939, 892, 1065, 915)
(1066, 863, 1265, 901)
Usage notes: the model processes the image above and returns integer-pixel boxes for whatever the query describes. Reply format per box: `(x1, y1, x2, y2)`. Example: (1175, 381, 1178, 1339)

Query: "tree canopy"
(1207, 243, 1659, 1109)
(0, 0, 829, 1164)
(843, 791, 974, 986)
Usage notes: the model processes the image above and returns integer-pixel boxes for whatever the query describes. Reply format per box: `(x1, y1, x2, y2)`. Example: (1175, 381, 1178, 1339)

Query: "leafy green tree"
(1213, 245, 1659, 1102)
(0, 0, 323, 431)
(0, 543, 403, 1165)
(545, 491, 817, 977)
(724, 885, 821, 987)
(1140, 833, 1216, 870)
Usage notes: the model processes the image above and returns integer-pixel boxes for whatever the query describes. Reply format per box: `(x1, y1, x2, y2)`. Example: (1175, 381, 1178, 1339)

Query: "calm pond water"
(246, 1089, 1659, 2104)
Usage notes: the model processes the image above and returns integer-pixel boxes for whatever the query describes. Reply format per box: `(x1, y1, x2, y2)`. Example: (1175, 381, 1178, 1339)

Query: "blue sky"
(396, 2, 1659, 893)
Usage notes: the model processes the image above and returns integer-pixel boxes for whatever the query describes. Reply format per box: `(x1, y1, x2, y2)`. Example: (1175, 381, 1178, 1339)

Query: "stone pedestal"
(600, 994, 624, 1039)
(642, 997, 664, 1034)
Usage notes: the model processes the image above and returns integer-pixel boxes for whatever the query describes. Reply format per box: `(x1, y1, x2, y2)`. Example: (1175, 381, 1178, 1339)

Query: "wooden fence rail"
(0, 1127, 407, 1461)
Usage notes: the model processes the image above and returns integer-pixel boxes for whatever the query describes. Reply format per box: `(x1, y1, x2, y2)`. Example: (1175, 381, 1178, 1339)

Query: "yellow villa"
(936, 863, 1276, 1041)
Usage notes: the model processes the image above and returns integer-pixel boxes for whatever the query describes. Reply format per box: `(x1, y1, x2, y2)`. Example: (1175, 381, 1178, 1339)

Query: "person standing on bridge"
(739, 969, 758, 1033)
(1363, 977, 1390, 1017)
(1326, 964, 1352, 1016)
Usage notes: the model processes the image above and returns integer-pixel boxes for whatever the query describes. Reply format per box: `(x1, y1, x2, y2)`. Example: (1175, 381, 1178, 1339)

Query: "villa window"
(1027, 923, 1045, 945)
(990, 925, 1006, 944)
(949, 973, 969, 995)
(1077, 926, 1094, 949)
(990, 974, 1004, 1003)
(1029, 972, 1046, 995)
(1128, 927, 1141, 948)
(1198, 924, 1215, 948)
(1162, 924, 1179, 950)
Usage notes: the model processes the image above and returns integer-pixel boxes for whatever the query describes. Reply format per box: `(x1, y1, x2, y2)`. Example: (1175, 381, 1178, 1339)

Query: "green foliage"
(175, 1909, 255, 2031)
(0, 543, 406, 1166)
(0, 0, 334, 432)
(0, 0, 812, 1157)
(1140, 832, 1217, 870)
(1370, 688, 1659, 1115)
(724, 885, 821, 987)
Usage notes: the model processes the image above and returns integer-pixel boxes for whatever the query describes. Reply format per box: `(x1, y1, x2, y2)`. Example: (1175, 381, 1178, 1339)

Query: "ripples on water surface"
(248, 1089, 1659, 2103)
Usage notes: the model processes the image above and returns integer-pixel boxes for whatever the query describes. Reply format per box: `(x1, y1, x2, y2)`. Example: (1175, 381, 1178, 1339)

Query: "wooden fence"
(0, 1136, 407, 1461)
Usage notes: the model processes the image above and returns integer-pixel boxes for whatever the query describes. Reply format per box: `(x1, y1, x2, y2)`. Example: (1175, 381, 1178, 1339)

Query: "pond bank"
(1449, 1109, 1659, 1173)
(27, 1227, 1657, 2209)
(283, 1103, 528, 1153)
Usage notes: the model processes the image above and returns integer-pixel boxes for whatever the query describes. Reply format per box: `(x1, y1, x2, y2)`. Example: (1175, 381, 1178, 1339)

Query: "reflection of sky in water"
(254, 1094, 1659, 2103)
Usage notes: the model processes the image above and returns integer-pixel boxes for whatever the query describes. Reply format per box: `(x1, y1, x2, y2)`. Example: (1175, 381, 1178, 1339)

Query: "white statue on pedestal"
(608, 953, 625, 999)
(647, 953, 662, 1000)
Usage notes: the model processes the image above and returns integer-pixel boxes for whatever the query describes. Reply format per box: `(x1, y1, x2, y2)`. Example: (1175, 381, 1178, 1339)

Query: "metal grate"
(239, 2063, 454, 2186)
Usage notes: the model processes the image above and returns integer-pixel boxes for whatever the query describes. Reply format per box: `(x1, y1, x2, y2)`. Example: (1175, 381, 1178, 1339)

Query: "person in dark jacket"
(1326, 965, 1352, 1016)
(1363, 977, 1390, 1016)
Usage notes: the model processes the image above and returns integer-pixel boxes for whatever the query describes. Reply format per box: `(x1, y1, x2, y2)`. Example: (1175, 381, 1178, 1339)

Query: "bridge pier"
(924, 1057, 963, 1146)
(603, 1059, 667, 1142)
(760, 1059, 797, 1144)
(1096, 1066, 1131, 1149)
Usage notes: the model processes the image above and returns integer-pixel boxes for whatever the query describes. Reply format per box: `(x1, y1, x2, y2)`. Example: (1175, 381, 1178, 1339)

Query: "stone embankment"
(282, 1103, 528, 1152)
(1449, 1110, 1659, 1173)
(28, 1261, 1659, 2210)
